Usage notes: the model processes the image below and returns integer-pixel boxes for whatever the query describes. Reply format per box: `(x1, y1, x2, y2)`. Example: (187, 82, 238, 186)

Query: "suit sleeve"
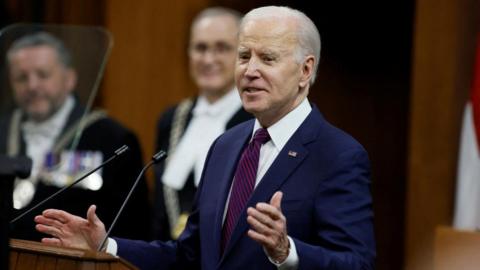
(294, 147, 376, 270)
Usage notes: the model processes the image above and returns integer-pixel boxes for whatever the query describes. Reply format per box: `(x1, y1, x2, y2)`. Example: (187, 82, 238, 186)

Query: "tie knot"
(252, 128, 270, 145)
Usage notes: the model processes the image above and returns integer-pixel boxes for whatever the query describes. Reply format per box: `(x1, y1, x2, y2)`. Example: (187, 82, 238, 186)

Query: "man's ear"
(65, 68, 77, 93)
(299, 55, 315, 88)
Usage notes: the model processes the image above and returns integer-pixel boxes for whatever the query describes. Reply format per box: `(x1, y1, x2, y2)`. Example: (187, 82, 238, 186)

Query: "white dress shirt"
(13, 96, 74, 209)
(162, 88, 242, 189)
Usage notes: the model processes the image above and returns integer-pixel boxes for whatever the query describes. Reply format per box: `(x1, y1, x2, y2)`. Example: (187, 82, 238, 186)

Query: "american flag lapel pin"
(288, 150, 298, 157)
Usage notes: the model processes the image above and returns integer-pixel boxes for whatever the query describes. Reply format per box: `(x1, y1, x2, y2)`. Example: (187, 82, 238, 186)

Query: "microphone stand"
(98, 150, 167, 251)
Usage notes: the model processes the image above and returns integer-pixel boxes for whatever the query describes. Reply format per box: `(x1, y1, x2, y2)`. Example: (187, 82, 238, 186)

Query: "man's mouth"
(244, 87, 263, 93)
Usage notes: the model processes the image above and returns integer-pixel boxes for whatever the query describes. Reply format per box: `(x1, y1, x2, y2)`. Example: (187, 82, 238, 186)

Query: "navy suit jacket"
(116, 105, 376, 270)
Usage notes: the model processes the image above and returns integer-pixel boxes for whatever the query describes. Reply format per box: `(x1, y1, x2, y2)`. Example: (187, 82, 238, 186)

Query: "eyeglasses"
(189, 41, 235, 57)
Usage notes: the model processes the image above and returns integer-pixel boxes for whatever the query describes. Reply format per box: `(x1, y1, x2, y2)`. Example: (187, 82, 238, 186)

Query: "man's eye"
(14, 74, 28, 83)
(238, 53, 250, 60)
(215, 43, 233, 53)
(262, 56, 275, 62)
(37, 71, 50, 79)
(193, 43, 207, 53)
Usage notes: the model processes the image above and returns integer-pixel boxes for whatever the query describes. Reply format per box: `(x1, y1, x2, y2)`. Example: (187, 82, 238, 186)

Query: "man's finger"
(247, 229, 276, 248)
(269, 191, 283, 211)
(253, 202, 282, 221)
(34, 215, 63, 228)
(42, 209, 71, 223)
(247, 207, 275, 228)
(34, 215, 49, 224)
(86, 205, 99, 224)
(41, 237, 62, 246)
(247, 215, 274, 235)
(36, 223, 61, 237)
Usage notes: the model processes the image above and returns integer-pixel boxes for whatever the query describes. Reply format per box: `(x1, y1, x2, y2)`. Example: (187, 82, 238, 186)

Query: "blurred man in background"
(153, 7, 252, 240)
(0, 31, 152, 241)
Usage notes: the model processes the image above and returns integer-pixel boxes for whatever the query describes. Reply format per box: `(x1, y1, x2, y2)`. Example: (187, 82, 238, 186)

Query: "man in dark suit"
(35, 6, 375, 269)
(0, 31, 151, 241)
(154, 7, 252, 240)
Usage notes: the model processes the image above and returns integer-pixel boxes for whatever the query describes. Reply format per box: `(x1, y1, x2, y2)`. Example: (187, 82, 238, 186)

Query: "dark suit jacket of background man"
(0, 101, 152, 241)
(116, 104, 376, 270)
(153, 96, 252, 240)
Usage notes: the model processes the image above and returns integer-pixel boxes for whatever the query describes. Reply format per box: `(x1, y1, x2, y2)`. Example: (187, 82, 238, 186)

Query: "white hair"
(7, 32, 73, 68)
(241, 6, 321, 85)
(191, 7, 242, 32)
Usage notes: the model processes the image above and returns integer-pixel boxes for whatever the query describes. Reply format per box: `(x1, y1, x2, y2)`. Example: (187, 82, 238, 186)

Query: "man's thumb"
(270, 191, 283, 210)
(87, 205, 100, 224)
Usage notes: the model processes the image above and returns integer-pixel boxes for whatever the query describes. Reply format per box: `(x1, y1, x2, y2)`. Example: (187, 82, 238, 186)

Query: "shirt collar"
(252, 98, 312, 151)
(193, 87, 241, 117)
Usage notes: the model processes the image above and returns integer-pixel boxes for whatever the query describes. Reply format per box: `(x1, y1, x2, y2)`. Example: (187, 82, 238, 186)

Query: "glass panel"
(0, 24, 112, 212)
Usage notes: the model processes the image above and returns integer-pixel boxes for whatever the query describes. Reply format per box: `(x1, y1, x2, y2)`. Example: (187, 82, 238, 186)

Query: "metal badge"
(39, 150, 104, 191)
(12, 180, 35, 209)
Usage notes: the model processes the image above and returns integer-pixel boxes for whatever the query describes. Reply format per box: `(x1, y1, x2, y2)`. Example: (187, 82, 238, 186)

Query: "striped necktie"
(221, 128, 271, 254)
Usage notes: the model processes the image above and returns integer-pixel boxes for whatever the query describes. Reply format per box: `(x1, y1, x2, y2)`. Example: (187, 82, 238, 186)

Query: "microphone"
(10, 145, 130, 224)
(98, 150, 167, 251)
(0, 155, 32, 179)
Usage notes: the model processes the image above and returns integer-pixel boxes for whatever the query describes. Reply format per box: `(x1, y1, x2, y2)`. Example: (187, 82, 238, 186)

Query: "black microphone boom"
(10, 145, 130, 224)
(98, 150, 167, 251)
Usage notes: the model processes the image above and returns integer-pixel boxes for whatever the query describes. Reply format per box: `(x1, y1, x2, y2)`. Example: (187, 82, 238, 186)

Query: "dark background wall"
(1, 0, 478, 269)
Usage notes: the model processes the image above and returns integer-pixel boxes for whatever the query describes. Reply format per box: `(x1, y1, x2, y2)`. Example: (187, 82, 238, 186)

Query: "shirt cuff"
(105, 237, 118, 256)
(267, 236, 299, 270)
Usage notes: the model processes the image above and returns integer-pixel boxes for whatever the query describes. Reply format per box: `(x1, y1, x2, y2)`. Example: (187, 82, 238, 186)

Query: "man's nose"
(244, 58, 260, 78)
(26, 75, 40, 91)
(202, 50, 216, 64)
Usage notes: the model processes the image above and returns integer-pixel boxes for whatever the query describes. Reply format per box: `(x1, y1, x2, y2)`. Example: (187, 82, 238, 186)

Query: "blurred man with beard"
(0, 32, 152, 241)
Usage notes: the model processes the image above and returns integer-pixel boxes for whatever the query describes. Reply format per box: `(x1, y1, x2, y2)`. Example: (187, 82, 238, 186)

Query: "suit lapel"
(213, 121, 253, 259)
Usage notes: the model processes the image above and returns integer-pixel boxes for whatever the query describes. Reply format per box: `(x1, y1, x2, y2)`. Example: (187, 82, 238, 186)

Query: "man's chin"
(242, 103, 263, 115)
(200, 85, 232, 97)
(25, 109, 53, 122)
